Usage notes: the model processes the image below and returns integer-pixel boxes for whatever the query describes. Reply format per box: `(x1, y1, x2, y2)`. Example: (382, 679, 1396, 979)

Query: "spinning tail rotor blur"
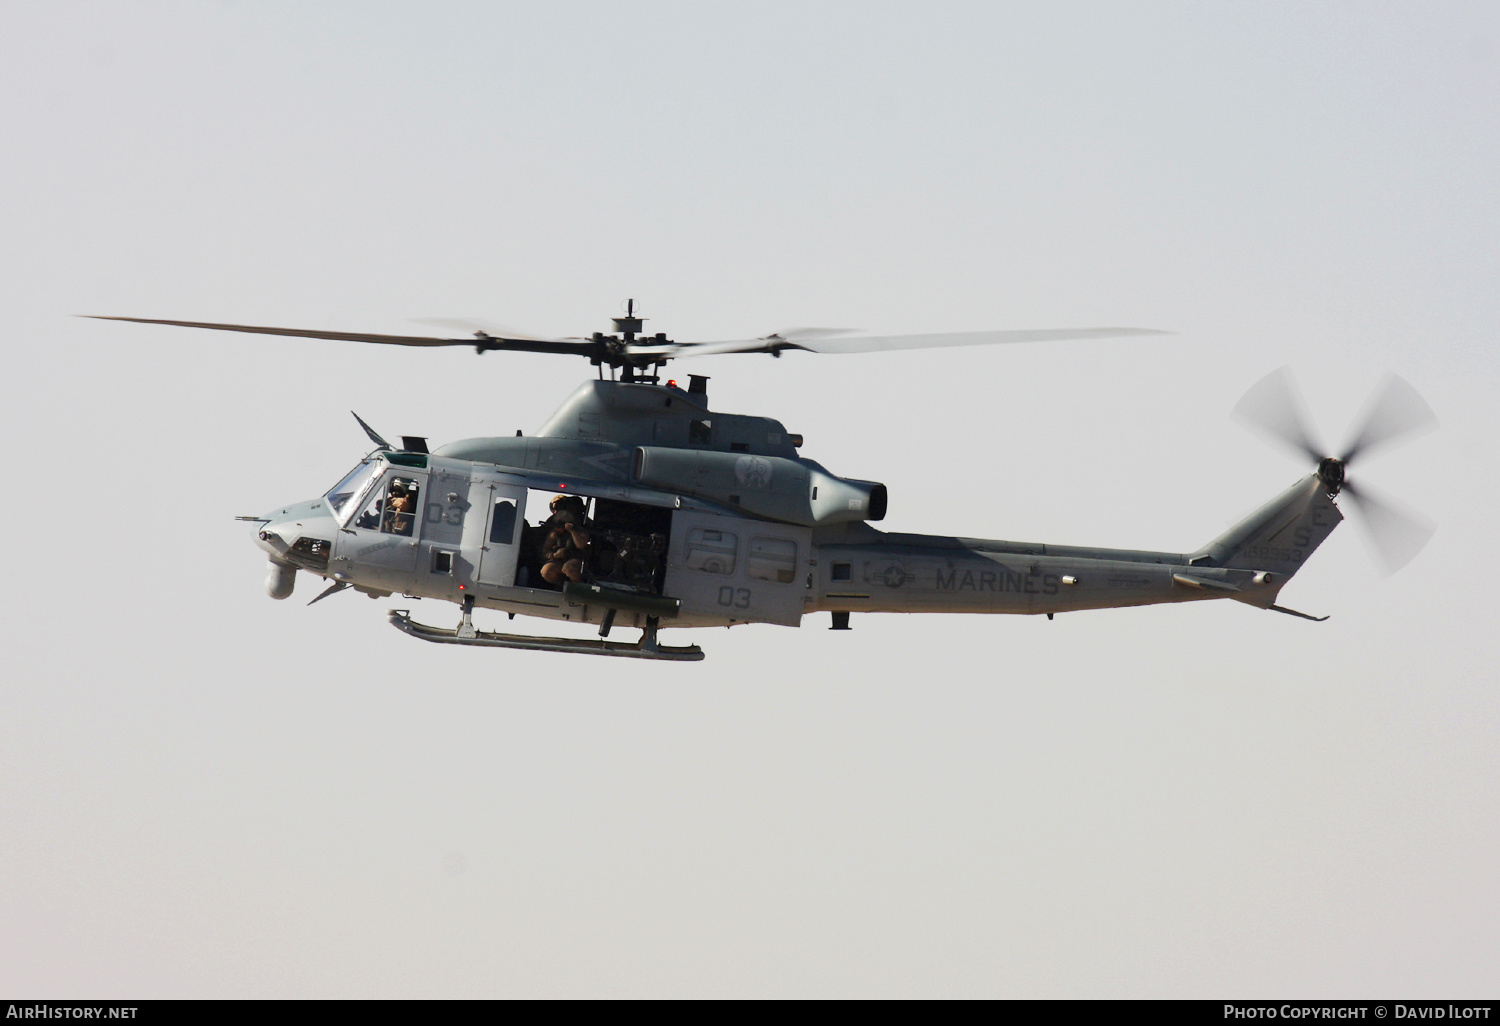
(1233, 368, 1438, 574)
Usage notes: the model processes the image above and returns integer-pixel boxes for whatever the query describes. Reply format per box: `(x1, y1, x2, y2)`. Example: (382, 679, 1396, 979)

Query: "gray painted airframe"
(92, 308, 1434, 661)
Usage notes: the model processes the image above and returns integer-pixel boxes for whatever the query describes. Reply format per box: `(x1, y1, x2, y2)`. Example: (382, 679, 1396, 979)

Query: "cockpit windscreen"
(325, 460, 381, 516)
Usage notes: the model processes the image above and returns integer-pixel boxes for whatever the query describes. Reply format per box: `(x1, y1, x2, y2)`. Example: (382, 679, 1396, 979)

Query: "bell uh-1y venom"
(91, 305, 1436, 661)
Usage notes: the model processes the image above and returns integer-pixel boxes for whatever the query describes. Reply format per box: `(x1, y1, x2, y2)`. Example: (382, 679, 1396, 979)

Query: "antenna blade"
(307, 581, 352, 606)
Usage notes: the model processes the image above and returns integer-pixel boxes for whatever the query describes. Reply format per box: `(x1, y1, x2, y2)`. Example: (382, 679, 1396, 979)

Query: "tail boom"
(807, 476, 1341, 618)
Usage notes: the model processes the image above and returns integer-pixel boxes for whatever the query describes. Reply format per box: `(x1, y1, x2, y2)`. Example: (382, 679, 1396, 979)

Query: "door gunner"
(540, 496, 590, 584)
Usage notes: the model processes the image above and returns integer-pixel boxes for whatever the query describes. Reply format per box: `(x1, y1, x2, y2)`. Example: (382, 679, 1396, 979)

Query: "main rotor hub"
(1317, 456, 1345, 495)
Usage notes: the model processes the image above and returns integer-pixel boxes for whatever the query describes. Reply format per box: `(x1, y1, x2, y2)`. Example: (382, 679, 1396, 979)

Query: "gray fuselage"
(254, 380, 1341, 631)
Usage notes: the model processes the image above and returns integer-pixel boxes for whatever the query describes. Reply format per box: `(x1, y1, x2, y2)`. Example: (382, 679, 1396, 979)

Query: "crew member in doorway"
(543, 494, 586, 528)
(540, 495, 591, 584)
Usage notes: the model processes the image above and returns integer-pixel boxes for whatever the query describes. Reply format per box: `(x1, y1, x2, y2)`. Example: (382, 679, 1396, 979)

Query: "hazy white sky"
(2, 0, 1497, 998)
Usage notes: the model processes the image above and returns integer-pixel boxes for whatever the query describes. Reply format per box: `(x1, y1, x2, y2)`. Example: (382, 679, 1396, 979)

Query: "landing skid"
(387, 610, 705, 661)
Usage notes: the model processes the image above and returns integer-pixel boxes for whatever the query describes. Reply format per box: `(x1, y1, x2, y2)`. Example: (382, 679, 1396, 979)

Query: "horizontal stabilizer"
(1172, 573, 1240, 592)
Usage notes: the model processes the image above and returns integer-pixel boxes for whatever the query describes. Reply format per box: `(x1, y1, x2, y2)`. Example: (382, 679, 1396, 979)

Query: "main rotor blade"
(631, 325, 1169, 358)
(1338, 372, 1438, 465)
(628, 337, 781, 357)
(792, 326, 1170, 354)
(626, 326, 862, 357)
(412, 317, 582, 343)
(86, 315, 473, 346)
(1340, 479, 1436, 575)
(767, 327, 863, 341)
(83, 316, 597, 355)
(1232, 367, 1325, 464)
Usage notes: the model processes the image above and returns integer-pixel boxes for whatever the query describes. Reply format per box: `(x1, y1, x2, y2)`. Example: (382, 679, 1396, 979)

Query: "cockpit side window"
(325, 460, 381, 517)
(380, 478, 420, 536)
(352, 475, 421, 536)
(354, 489, 384, 531)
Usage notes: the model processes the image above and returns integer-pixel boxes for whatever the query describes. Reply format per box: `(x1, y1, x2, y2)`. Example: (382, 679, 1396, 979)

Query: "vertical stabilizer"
(1198, 477, 1343, 606)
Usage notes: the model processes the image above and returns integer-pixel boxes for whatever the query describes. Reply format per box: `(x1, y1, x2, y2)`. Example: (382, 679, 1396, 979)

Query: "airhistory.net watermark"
(6, 1007, 138, 1019)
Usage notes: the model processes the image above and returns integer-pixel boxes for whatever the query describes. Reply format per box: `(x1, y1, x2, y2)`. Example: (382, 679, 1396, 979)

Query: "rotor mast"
(593, 298, 669, 382)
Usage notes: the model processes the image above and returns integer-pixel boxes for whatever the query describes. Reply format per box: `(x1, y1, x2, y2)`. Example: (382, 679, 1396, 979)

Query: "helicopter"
(90, 304, 1437, 661)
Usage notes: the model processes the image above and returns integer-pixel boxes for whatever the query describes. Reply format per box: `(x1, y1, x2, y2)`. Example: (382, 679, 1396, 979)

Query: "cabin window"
(689, 419, 712, 443)
(685, 528, 737, 575)
(748, 537, 798, 583)
(490, 500, 517, 544)
(831, 562, 852, 582)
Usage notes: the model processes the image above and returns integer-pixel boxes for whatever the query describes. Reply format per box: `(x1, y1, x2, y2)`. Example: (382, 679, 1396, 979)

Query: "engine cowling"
(632, 447, 885, 527)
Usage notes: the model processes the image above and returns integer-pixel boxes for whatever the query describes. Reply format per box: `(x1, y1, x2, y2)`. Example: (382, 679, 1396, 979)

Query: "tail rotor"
(1233, 368, 1437, 574)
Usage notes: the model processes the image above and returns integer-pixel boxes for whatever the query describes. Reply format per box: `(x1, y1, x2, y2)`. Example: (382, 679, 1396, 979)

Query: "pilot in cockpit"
(385, 481, 420, 535)
(356, 478, 418, 535)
